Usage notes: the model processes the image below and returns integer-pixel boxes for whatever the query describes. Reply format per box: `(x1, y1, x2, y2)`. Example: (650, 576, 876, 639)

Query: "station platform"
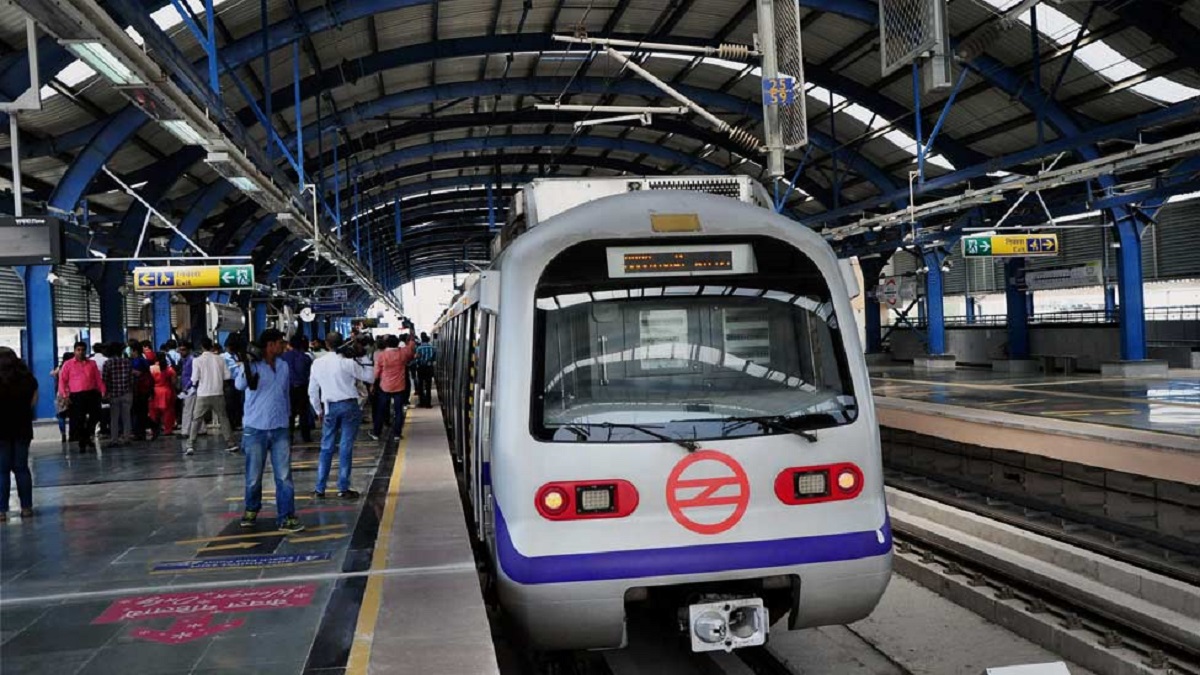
(870, 364, 1200, 565)
(871, 364, 1200, 484)
(0, 404, 497, 675)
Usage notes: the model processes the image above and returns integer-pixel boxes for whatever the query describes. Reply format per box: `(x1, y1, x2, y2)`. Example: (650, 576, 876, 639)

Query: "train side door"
(472, 311, 496, 542)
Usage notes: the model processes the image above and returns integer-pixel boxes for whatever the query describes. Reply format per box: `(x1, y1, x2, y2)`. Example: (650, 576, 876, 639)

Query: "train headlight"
(535, 480, 639, 520)
(538, 486, 569, 516)
(576, 484, 615, 514)
(773, 463, 864, 505)
(793, 470, 829, 498)
(836, 468, 858, 493)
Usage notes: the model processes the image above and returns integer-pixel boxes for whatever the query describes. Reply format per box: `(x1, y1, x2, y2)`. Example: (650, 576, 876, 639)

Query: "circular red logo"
(665, 450, 750, 535)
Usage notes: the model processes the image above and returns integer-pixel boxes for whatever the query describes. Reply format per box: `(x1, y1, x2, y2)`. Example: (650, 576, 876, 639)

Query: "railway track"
(885, 467, 1200, 587)
(892, 524, 1200, 675)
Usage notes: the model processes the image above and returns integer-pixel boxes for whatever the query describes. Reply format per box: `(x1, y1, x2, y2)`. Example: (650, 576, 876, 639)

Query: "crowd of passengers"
(0, 327, 437, 530)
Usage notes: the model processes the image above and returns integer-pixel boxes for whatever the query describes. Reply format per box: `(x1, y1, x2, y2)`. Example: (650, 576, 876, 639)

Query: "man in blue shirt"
(235, 329, 304, 532)
(281, 335, 314, 444)
(415, 332, 437, 408)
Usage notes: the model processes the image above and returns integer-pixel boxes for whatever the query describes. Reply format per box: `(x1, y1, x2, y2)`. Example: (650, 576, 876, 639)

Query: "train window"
(531, 238, 858, 444)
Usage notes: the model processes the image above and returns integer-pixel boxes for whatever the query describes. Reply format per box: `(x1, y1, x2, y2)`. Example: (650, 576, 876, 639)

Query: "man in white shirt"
(92, 343, 111, 437)
(186, 337, 238, 455)
(308, 332, 374, 499)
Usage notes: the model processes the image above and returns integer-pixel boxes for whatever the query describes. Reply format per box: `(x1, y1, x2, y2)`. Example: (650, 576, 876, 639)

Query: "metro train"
(434, 175, 891, 653)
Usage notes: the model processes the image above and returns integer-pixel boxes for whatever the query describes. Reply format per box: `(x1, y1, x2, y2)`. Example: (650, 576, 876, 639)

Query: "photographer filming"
(308, 331, 375, 499)
(235, 329, 305, 533)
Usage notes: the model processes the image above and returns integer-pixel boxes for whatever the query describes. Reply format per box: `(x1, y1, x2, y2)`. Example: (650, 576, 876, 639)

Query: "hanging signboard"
(133, 265, 255, 291)
(330, 287, 349, 301)
(1022, 261, 1103, 291)
(963, 234, 1059, 257)
(875, 276, 918, 307)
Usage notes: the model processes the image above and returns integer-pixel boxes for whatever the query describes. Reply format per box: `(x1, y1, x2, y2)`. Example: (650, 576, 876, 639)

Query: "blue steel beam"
(320, 134, 728, 193)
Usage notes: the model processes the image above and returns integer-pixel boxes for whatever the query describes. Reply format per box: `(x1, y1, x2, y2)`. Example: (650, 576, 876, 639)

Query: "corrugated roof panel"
(670, 0, 751, 39)
(1075, 91, 1158, 125)
(316, 18, 373, 64)
(374, 4, 435, 47)
(438, 0, 497, 40)
(802, 14, 871, 65)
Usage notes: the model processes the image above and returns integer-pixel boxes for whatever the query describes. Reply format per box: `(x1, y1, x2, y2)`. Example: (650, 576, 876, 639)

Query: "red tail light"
(773, 463, 864, 505)
(535, 480, 639, 520)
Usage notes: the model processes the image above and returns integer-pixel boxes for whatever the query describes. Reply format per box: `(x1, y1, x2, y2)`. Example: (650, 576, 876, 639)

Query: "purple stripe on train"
(495, 507, 892, 585)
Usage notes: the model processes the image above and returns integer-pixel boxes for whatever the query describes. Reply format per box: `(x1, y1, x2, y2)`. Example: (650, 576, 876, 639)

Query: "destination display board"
(606, 244, 757, 278)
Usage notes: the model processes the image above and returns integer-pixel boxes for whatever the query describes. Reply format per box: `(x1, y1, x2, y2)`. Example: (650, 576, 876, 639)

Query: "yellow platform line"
(176, 523, 346, 545)
(347, 433, 410, 675)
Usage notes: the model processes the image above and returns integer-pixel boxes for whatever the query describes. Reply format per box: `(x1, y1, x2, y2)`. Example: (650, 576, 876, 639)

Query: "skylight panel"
(1073, 42, 1144, 82)
(39, 58, 96, 99)
(1132, 78, 1200, 104)
(976, 0, 1190, 104)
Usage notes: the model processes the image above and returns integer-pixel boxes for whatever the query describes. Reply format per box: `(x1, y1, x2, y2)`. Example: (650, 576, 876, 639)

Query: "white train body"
(435, 177, 891, 652)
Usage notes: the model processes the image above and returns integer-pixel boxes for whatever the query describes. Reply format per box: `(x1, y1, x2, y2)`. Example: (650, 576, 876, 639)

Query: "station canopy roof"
(1, 0, 1198, 293)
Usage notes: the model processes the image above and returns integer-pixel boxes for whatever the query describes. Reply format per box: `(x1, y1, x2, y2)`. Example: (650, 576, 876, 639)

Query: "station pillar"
(152, 294, 173, 349)
(860, 257, 885, 357)
(1004, 258, 1030, 359)
(252, 302, 268, 339)
(22, 266, 58, 419)
(1103, 213, 1166, 376)
(188, 296, 207, 347)
(98, 268, 125, 343)
(916, 251, 954, 370)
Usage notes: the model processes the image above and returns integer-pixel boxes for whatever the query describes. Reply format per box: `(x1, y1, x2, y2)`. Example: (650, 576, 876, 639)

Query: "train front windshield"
(531, 239, 858, 444)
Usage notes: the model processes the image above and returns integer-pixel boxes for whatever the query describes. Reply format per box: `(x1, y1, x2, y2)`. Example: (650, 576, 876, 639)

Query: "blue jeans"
(318, 400, 362, 493)
(372, 389, 408, 437)
(0, 438, 32, 512)
(243, 427, 295, 524)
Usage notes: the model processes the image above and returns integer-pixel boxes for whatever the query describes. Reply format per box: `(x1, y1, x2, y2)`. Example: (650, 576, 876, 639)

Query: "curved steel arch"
(324, 134, 727, 194)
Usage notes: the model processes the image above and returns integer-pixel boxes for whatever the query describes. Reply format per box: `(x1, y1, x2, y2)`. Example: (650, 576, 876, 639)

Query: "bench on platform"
(1037, 354, 1079, 374)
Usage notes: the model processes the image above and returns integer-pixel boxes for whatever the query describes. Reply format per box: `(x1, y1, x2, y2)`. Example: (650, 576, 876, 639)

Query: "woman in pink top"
(58, 341, 106, 453)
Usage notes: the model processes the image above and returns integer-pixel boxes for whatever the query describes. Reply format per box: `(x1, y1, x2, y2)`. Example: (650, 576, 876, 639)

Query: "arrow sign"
(202, 541, 263, 552)
(221, 270, 234, 284)
(963, 234, 1058, 258)
(131, 613, 244, 645)
(287, 533, 347, 544)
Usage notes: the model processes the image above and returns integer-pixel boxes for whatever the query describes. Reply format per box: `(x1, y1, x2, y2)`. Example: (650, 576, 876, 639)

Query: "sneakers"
(19, 508, 32, 518)
(367, 432, 380, 441)
(225, 445, 240, 454)
(184, 446, 195, 455)
(337, 489, 361, 500)
(239, 511, 258, 528)
(310, 490, 326, 499)
(278, 517, 305, 533)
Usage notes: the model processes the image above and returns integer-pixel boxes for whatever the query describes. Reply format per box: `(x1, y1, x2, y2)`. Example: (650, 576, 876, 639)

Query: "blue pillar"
(922, 251, 946, 355)
(965, 296, 976, 325)
(22, 266, 58, 419)
(99, 270, 126, 343)
(860, 258, 885, 354)
(1113, 216, 1146, 360)
(152, 294, 173, 350)
(1104, 286, 1117, 321)
(1005, 258, 1030, 359)
(253, 302, 268, 338)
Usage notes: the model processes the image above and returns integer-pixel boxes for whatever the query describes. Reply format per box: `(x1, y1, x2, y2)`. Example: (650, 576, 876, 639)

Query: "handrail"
(888, 305, 1200, 328)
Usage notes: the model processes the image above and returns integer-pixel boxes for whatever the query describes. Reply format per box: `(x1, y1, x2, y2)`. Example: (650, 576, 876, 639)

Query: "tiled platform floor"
(1, 411, 390, 674)
(871, 365, 1200, 438)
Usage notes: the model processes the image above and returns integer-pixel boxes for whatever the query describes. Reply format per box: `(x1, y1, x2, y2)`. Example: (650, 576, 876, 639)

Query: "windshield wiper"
(722, 415, 818, 443)
(598, 422, 699, 452)
(550, 422, 700, 451)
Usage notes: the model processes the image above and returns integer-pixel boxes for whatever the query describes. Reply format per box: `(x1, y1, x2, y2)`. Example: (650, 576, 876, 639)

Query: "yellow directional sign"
(963, 234, 1059, 257)
(133, 264, 255, 291)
